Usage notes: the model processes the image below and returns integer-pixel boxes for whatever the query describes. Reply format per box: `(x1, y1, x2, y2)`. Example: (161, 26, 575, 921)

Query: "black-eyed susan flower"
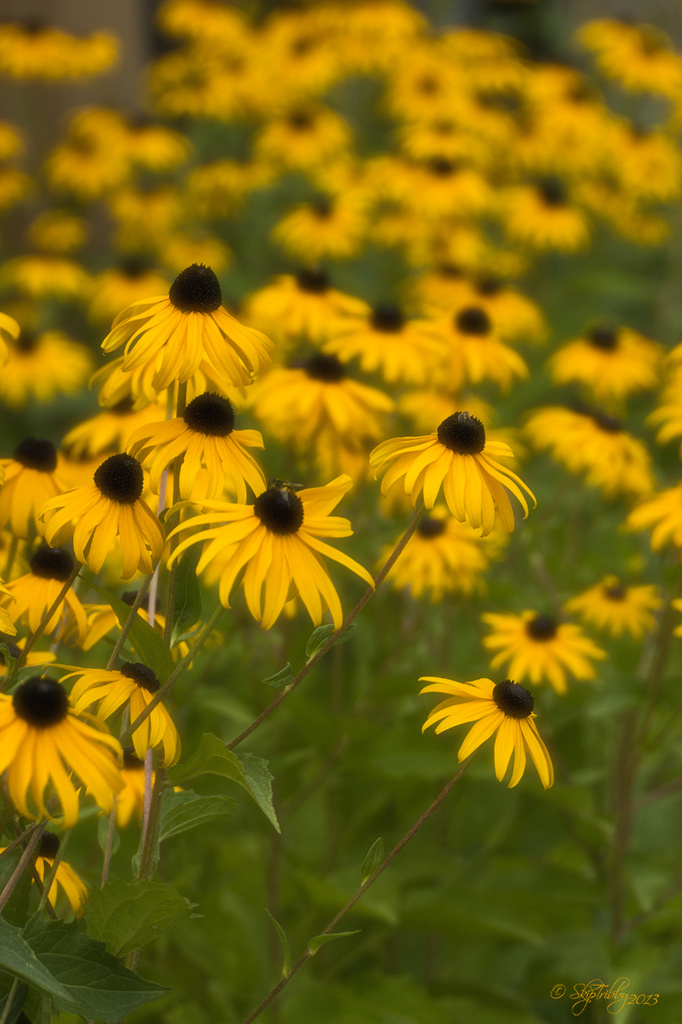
(549, 325, 662, 406)
(577, 19, 682, 100)
(412, 274, 546, 346)
(2, 546, 87, 644)
(243, 268, 368, 347)
(33, 831, 88, 915)
(271, 194, 367, 262)
(626, 485, 682, 551)
(381, 505, 505, 600)
(169, 475, 374, 629)
(101, 263, 273, 392)
(564, 576, 661, 639)
(431, 305, 529, 391)
(420, 676, 553, 789)
(322, 303, 445, 385)
(88, 263, 172, 325)
(41, 453, 165, 580)
(28, 209, 87, 255)
(254, 103, 352, 172)
(525, 406, 654, 498)
(0, 636, 55, 681)
(370, 412, 535, 535)
(481, 611, 607, 695)
(0, 308, 20, 364)
(64, 663, 179, 767)
(0, 676, 122, 827)
(61, 399, 167, 461)
(0, 255, 90, 302)
(0, 329, 93, 408)
(0, 438, 66, 540)
(0, 830, 88, 916)
(0, 23, 118, 80)
(501, 178, 589, 251)
(126, 392, 265, 502)
(249, 354, 394, 454)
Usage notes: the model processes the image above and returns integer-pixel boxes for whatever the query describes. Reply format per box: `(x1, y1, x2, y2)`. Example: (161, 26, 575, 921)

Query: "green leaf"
(360, 837, 384, 885)
(84, 580, 175, 683)
(305, 622, 357, 663)
(0, 642, 17, 676)
(158, 790, 237, 842)
(261, 663, 293, 689)
(307, 931, 360, 956)
(166, 733, 280, 833)
(265, 909, 291, 978)
(22, 917, 168, 1022)
(0, 978, 28, 1024)
(85, 878, 194, 957)
(170, 542, 202, 648)
(0, 917, 71, 1002)
(237, 752, 280, 834)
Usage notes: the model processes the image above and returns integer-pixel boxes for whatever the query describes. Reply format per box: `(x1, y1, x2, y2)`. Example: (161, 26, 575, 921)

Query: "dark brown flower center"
(94, 453, 144, 503)
(437, 412, 486, 455)
(493, 679, 534, 718)
(13, 677, 69, 728)
(455, 306, 491, 336)
(254, 485, 304, 535)
(371, 304, 405, 333)
(123, 747, 145, 769)
(304, 353, 345, 382)
(588, 326, 619, 351)
(526, 614, 557, 641)
(592, 410, 623, 434)
(37, 832, 60, 860)
(603, 582, 627, 601)
(537, 177, 566, 206)
(30, 546, 74, 582)
(417, 516, 447, 539)
(169, 263, 222, 313)
(296, 267, 329, 294)
(120, 662, 160, 693)
(183, 393, 235, 436)
(13, 437, 57, 473)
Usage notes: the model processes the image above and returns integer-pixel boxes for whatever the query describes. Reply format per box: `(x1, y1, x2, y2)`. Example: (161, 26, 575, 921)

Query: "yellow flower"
(481, 610, 607, 695)
(41, 453, 166, 580)
(271, 194, 367, 262)
(370, 412, 535, 535)
(254, 103, 352, 172)
(62, 400, 167, 461)
(0, 831, 88, 916)
(2, 546, 87, 644)
(323, 303, 445, 385)
(0, 676, 122, 827)
(0, 23, 118, 80)
(0, 309, 20, 366)
(101, 263, 273, 392)
(0, 255, 90, 301)
(243, 269, 368, 346)
(501, 179, 589, 252)
(0, 577, 16, 635)
(430, 305, 529, 391)
(88, 264, 172, 325)
(115, 748, 148, 827)
(564, 576, 661, 639)
(420, 676, 553, 789)
(64, 663, 180, 767)
(169, 475, 374, 629)
(549, 325, 662, 405)
(381, 505, 504, 601)
(0, 438, 66, 540)
(0, 329, 92, 408)
(28, 209, 87, 255)
(127, 392, 266, 502)
(626, 485, 682, 551)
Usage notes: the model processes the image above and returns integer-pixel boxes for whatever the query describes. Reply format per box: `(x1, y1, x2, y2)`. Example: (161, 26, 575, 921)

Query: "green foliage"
(157, 790, 237, 842)
(84, 580, 175, 682)
(85, 879, 194, 957)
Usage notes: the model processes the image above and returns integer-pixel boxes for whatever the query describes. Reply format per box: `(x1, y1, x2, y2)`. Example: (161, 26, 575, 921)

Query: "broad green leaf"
(261, 663, 293, 689)
(1, 853, 30, 930)
(158, 790, 237, 842)
(265, 909, 291, 978)
(360, 837, 384, 884)
(166, 733, 280, 832)
(305, 622, 357, 663)
(170, 542, 202, 648)
(0, 917, 71, 1002)
(0, 977, 28, 1024)
(22, 917, 168, 1022)
(85, 878, 194, 957)
(238, 752, 280, 834)
(307, 931, 360, 955)
(84, 580, 174, 683)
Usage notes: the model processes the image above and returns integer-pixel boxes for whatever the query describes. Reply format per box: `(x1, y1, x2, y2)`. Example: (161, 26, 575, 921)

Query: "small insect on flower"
(420, 676, 554, 789)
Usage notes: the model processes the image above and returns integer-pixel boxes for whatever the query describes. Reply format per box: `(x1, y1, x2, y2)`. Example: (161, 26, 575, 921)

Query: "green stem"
(228, 504, 425, 750)
(105, 574, 154, 672)
(119, 605, 223, 748)
(241, 759, 470, 1024)
(1, 562, 82, 691)
(0, 822, 45, 913)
